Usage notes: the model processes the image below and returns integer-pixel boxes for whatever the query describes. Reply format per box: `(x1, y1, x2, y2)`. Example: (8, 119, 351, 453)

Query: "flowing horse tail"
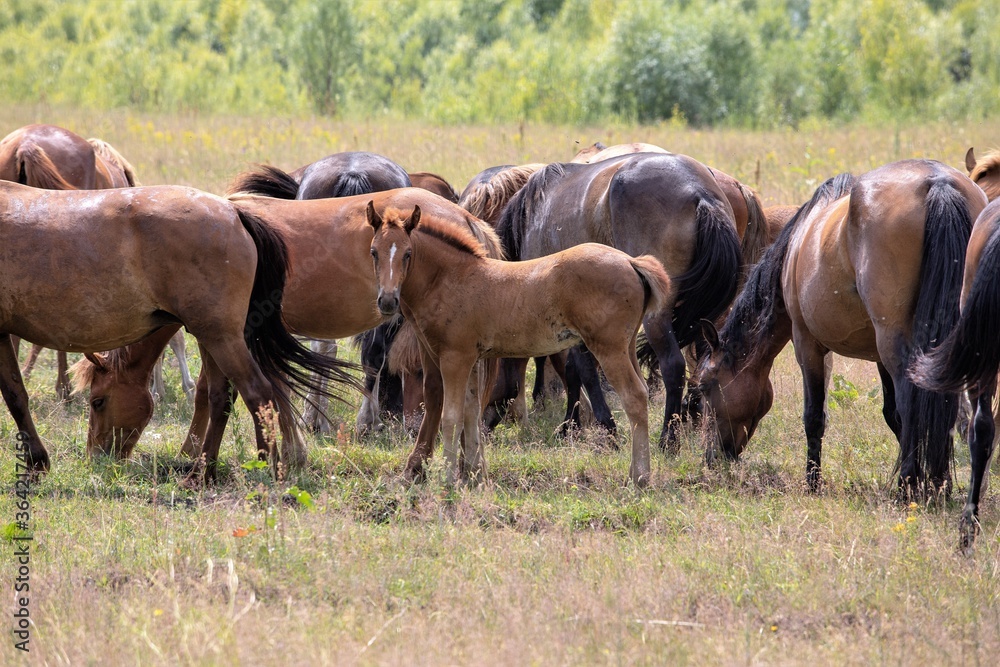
(15, 141, 77, 190)
(900, 177, 975, 492)
(736, 181, 770, 268)
(629, 255, 672, 316)
(670, 199, 742, 347)
(236, 207, 363, 465)
(227, 164, 301, 199)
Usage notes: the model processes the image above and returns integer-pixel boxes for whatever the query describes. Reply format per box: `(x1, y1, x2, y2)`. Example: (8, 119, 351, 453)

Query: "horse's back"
(298, 151, 411, 199)
(0, 124, 97, 188)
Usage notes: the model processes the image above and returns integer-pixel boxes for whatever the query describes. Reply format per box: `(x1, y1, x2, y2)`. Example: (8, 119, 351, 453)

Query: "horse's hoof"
(959, 514, 980, 554)
(630, 469, 651, 489)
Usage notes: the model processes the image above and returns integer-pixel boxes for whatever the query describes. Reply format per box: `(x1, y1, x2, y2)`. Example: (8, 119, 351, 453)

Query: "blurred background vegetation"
(2, 0, 998, 128)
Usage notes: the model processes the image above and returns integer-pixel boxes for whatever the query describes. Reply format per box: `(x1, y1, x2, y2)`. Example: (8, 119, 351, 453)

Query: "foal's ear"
(966, 147, 977, 174)
(85, 352, 107, 373)
(404, 205, 421, 233)
(699, 319, 720, 352)
(366, 201, 383, 232)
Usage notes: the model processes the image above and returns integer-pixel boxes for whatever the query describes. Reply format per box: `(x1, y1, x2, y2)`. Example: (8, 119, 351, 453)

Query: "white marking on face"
(389, 243, 397, 282)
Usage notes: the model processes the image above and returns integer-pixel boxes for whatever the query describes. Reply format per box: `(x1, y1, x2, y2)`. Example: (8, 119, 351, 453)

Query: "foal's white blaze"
(388, 243, 397, 282)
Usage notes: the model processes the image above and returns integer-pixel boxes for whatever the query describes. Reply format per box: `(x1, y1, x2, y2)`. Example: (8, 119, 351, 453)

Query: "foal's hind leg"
(168, 330, 196, 402)
(590, 342, 651, 487)
(0, 334, 49, 472)
(55, 351, 71, 402)
(20, 342, 42, 382)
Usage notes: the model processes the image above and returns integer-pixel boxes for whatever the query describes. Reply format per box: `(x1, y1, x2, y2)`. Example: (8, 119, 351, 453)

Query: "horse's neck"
(125, 325, 183, 378)
(403, 236, 478, 305)
(736, 310, 793, 377)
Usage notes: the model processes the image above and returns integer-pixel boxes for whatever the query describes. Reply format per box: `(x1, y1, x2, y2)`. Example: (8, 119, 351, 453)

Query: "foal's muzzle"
(377, 290, 400, 316)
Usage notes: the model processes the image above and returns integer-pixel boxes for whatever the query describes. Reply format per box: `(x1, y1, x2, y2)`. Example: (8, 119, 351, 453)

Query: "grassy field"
(2, 105, 1000, 665)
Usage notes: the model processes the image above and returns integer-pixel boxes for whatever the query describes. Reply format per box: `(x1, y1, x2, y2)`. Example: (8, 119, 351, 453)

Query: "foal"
(367, 203, 671, 487)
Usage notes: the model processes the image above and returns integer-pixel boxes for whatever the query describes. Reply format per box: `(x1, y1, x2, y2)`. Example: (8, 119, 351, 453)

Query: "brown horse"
(965, 147, 1000, 201)
(367, 203, 670, 486)
(0, 180, 357, 476)
(910, 196, 1000, 548)
(408, 172, 459, 203)
(0, 124, 146, 399)
(495, 153, 742, 449)
(694, 160, 986, 494)
(73, 189, 503, 474)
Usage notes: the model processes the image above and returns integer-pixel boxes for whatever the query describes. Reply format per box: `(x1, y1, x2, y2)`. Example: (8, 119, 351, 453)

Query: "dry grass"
(1, 105, 1000, 665)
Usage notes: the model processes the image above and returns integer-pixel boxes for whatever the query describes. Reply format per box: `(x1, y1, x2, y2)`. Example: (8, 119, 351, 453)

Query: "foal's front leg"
(437, 352, 476, 487)
(403, 347, 444, 482)
(0, 334, 49, 472)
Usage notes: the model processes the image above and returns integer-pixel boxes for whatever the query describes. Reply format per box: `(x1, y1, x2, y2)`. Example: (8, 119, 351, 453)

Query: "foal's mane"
(87, 138, 140, 186)
(718, 172, 857, 367)
(495, 162, 568, 260)
(383, 208, 489, 259)
(69, 348, 136, 394)
(969, 148, 1000, 201)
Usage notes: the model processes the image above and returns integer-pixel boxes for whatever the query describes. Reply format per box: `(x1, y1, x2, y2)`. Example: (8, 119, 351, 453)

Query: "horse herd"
(2, 124, 1000, 549)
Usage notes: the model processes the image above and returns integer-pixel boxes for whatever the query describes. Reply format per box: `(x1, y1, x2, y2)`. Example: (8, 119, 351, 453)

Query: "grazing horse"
(367, 203, 670, 486)
(495, 153, 742, 449)
(0, 125, 193, 402)
(0, 181, 357, 476)
(73, 189, 503, 475)
(228, 153, 412, 434)
(910, 196, 1000, 548)
(965, 147, 1000, 202)
(693, 160, 986, 495)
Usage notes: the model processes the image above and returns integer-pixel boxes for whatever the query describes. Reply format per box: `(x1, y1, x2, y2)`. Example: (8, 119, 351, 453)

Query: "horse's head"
(71, 353, 154, 459)
(693, 321, 773, 463)
(367, 201, 420, 317)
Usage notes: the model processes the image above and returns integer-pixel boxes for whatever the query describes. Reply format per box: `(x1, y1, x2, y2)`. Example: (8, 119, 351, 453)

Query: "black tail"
(329, 172, 373, 198)
(237, 208, 363, 407)
(495, 163, 567, 261)
(228, 164, 300, 199)
(902, 181, 977, 487)
(670, 199, 742, 347)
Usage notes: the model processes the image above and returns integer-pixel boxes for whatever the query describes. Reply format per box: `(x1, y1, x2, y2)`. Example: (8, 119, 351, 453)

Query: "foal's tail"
(236, 207, 363, 409)
(15, 142, 77, 190)
(227, 164, 301, 199)
(630, 255, 673, 316)
(900, 178, 976, 490)
(670, 199, 742, 347)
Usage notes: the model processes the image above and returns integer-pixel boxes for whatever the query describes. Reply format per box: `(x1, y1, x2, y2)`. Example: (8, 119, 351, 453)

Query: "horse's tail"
(236, 207, 363, 412)
(330, 172, 373, 198)
(737, 181, 770, 267)
(898, 178, 975, 490)
(15, 142, 77, 190)
(227, 164, 300, 199)
(630, 255, 672, 316)
(670, 199, 742, 347)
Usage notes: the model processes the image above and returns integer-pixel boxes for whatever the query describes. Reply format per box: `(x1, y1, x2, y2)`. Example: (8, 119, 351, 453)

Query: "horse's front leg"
(641, 315, 686, 453)
(403, 347, 443, 482)
(961, 382, 997, 551)
(460, 360, 489, 485)
(0, 334, 49, 472)
(795, 337, 831, 492)
(437, 352, 475, 487)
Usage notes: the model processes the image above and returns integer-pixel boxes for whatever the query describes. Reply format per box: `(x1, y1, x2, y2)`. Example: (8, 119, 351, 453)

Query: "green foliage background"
(2, 0, 998, 128)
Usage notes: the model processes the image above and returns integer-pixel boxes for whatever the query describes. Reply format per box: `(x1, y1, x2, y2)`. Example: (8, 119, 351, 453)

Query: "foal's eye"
(403, 250, 412, 260)
(91, 397, 106, 411)
(370, 249, 378, 259)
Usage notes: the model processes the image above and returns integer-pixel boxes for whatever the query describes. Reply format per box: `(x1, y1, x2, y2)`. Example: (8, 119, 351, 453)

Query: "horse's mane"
(459, 163, 546, 224)
(383, 207, 490, 259)
(461, 213, 505, 260)
(495, 162, 568, 260)
(87, 138, 140, 186)
(969, 148, 1000, 201)
(68, 348, 134, 395)
(718, 172, 857, 367)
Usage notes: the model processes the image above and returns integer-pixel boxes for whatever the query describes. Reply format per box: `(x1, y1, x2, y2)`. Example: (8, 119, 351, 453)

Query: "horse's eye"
(92, 397, 106, 411)
(370, 249, 377, 259)
(403, 250, 412, 260)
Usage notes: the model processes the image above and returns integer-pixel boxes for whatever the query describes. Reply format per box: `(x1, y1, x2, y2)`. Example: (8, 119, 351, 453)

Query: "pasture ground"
(1, 106, 999, 665)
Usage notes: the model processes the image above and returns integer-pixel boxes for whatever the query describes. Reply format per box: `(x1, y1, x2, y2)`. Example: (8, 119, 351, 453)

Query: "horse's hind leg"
(302, 339, 337, 435)
(168, 331, 196, 402)
(459, 361, 487, 485)
(404, 347, 444, 482)
(20, 342, 42, 382)
(562, 344, 616, 438)
(180, 364, 212, 458)
(0, 334, 49, 472)
(591, 344, 651, 487)
(961, 383, 997, 551)
(642, 316, 685, 453)
(876, 362, 901, 440)
(151, 356, 166, 401)
(55, 351, 70, 401)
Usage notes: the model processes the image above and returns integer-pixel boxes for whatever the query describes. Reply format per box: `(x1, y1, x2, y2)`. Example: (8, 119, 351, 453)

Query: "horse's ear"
(966, 147, 977, 174)
(366, 200, 383, 232)
(85, 352, 107, 372)
(699, 319, 720, 352)
(405, 205, 421, 233)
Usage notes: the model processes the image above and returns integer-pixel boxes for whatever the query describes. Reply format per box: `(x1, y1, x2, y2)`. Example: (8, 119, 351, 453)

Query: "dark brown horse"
(1, 181, 357, 476)
(495, 153, 742, 449)
(368, 204, 670, 486)
(72, 189, 503, 477)
(694, 160, 986, 495)
(910, 196, 1000, 548)
(0, 124, 141, 399)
